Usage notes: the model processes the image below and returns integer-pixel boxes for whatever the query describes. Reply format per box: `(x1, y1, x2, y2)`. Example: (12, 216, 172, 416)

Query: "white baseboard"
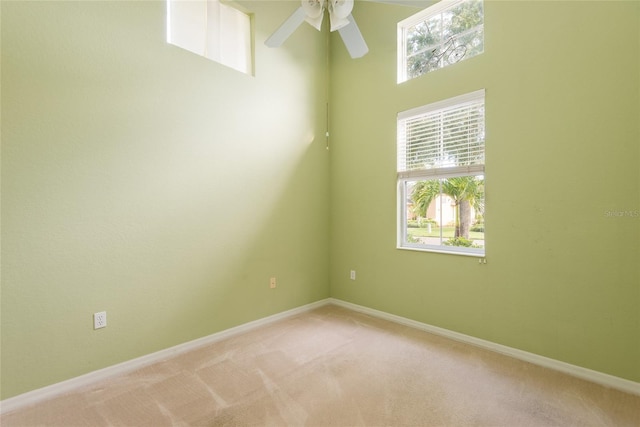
(0, 298, 331, 415)
(3, 297, 638, 415)
(328, 298, 640, 397)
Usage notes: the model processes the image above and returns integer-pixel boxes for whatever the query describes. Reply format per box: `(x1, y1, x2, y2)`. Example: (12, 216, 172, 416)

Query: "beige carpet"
(2, 304, 639, 426)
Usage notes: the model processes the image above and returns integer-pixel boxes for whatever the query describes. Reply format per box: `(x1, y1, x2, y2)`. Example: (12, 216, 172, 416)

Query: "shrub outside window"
(398, 0, 484, 83)
(397, 90, 485, 256)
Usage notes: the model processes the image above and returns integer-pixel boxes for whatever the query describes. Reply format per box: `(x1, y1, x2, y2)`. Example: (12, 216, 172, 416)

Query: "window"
(397, 90, 485, 256)
(397, 0, 484, 83)
(167, 0, 253, 75)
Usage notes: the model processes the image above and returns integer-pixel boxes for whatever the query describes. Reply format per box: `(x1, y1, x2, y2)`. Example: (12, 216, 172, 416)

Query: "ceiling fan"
(265, 0, 369, 59)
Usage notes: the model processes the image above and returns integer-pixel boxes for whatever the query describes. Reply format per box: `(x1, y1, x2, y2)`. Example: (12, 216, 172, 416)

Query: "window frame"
(397, 90, 486, 257)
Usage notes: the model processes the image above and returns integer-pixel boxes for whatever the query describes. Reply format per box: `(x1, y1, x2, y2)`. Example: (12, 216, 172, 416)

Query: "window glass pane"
(450, 0, 483, 33)
(399, 0, 483, 82)
(456, 27, 484, 58)
(168, 0, 207, 56)
(399, 96, 485, 172)
(403, 176, 485, 252)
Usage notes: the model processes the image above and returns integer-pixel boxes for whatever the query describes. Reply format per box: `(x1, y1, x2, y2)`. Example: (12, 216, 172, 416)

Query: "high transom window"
(167, 0, 253, 75)
(397, 0, 484, 83)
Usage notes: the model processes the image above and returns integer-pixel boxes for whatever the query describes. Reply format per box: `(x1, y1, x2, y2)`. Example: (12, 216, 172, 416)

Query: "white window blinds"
(398, 90, 485, 179)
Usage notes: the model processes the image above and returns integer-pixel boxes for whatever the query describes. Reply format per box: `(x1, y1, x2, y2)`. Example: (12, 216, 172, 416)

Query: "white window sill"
(397, 245, 485, 258)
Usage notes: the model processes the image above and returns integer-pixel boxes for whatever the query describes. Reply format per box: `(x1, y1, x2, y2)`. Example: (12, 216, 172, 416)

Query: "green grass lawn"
(408, 226, 484, 240)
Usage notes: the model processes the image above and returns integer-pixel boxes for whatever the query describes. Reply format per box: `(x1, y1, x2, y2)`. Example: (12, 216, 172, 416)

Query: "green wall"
(1, 0, 639, 401)
(1, 1, 329, 399)
(330, 0, 640, 383)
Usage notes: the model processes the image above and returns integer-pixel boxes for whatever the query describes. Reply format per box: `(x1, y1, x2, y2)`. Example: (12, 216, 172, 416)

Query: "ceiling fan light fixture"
(301, 0, 325, 30)
(301, 0, 324, 18)
(305, 14, 324, 31)
(329, 0, 354, 19)
(328, 0, 354, 31)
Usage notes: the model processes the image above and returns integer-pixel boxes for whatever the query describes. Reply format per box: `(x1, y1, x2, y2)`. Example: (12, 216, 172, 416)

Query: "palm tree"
(411, 176, 484, 239)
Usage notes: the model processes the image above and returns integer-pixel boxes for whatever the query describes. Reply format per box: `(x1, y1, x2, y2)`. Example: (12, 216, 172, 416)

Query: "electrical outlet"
(350, 270, 356, 280)
(94, 311, 107, 329)
(270, 277, 277, 289)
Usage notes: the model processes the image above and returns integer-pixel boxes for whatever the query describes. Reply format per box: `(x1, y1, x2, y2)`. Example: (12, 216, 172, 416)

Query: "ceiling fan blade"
(265, 7, 307, 48)
(337, 14, 369, 58)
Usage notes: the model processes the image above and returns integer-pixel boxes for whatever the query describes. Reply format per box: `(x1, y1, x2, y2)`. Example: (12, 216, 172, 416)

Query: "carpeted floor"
(2, 304, 639, 426)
